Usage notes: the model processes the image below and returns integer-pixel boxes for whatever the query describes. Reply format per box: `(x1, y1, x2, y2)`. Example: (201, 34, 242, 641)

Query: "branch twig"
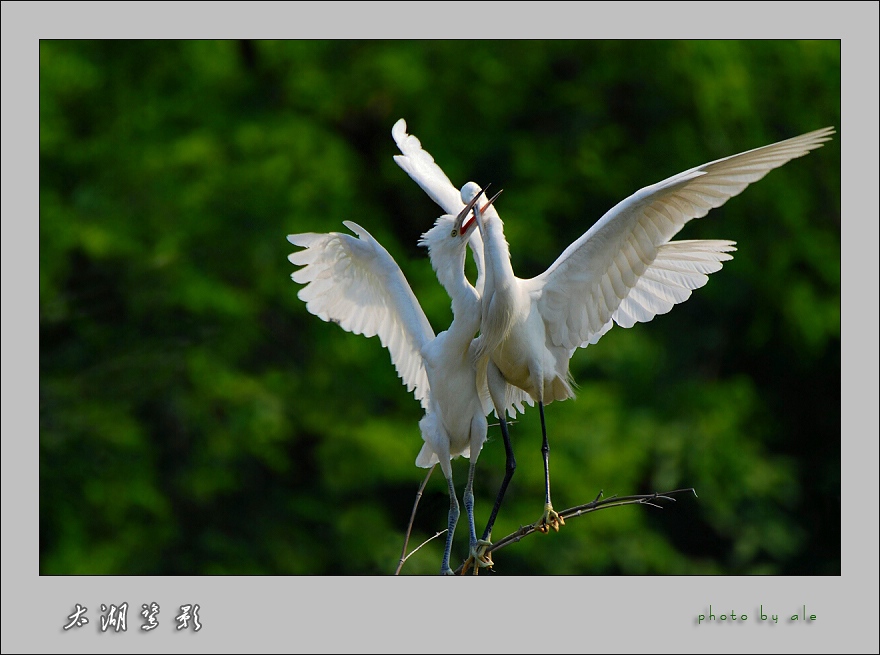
(454, 487, 698, 575)
(394, 464, 436, 575)
(399, 529, 448, 570)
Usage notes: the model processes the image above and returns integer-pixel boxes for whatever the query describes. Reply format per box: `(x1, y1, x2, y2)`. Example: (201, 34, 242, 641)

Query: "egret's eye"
(450, 229, 458, 237)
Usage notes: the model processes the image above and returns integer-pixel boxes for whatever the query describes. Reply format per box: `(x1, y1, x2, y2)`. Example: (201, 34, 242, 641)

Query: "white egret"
(466, 126, 836, 537)
(287, 190, 495, 575)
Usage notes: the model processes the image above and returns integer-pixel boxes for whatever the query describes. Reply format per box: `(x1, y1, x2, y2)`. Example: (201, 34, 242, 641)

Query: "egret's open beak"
(464, 186, 503, 235)
(454, 186, 487, 236)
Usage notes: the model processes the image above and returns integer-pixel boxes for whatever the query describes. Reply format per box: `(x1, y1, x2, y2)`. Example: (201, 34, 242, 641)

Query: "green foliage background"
(40, 40, 840, 575)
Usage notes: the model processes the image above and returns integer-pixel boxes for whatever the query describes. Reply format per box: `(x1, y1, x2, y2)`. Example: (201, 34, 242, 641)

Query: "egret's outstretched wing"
(392, 118, 465, 216)
(288, 220, 434, 409)
(530, 126, 835, 350)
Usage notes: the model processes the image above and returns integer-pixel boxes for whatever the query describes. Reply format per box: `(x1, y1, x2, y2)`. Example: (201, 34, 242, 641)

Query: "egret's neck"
(473, 209, 520, 364)
(482, 212, 516, 287)
(431, 244, 470, 303)
(468, 229, 486, 298)
(431, 243, 480, 342)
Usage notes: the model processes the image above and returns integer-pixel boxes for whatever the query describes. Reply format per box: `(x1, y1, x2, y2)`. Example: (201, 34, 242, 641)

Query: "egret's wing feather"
(532, 127, 834, 349)
(288, 221, 434, 409)
(498, 383, 534, 419)
(474, 344, 535, 419)
(393, 118, 487, 303)
(609, 239, 736, 330)
(392, 118, 465, 216)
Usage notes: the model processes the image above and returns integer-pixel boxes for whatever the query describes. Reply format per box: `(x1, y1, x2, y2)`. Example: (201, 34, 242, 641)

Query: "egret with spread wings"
(466, 126, 835, 539)
(287, 190, 494, 575)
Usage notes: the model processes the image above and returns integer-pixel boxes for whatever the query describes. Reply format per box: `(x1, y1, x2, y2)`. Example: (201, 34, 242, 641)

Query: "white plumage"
(289, 222, 434, 409)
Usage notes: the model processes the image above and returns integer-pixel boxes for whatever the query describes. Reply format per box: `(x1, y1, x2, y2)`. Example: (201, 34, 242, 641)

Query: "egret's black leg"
(540, 401, 551, 506)
(480, 413, 516, 542)
(536, 401, 564, 533)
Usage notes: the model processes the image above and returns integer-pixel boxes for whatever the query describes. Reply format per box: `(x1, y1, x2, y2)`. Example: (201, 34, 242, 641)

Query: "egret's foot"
(461, 539, 494, 575)
(473, 538, 494, 569)
(441, 566, 455, 576)
(535, 504, 565, 534)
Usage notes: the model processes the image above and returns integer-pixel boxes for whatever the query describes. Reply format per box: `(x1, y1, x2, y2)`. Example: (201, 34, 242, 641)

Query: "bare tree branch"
(455, 488, 698, 575)
(394, 464, 436, 575)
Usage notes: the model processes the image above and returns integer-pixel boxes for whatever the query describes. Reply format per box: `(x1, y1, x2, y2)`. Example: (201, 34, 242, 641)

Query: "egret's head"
(460, 181, 503, 233)
(460, 181, 483, 206)
(418, 186, 485, 256)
